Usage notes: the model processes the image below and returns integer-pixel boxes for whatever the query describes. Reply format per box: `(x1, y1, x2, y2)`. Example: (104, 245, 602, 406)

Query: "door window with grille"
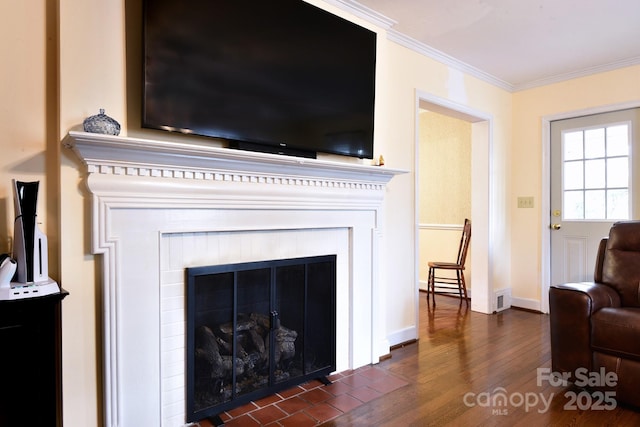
(562, 123, 631, 220)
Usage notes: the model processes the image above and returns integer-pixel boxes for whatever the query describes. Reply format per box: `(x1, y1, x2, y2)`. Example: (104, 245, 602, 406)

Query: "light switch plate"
(517, 196, 534, 208)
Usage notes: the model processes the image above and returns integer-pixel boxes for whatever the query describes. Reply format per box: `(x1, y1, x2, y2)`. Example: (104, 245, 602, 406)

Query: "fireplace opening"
(186, 255, 337, 423)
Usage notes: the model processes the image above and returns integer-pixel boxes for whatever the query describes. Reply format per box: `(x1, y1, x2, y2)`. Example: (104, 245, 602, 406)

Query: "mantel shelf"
(64, 131, 407, 186)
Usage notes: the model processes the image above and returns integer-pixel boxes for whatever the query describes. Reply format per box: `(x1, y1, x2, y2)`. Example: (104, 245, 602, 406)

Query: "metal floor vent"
(494, 288, 511, 312)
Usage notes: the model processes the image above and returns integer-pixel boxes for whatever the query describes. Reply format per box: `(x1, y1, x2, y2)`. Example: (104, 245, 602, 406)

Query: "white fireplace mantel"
(64, 131, 406, 427)
(64, 130, 403, 187)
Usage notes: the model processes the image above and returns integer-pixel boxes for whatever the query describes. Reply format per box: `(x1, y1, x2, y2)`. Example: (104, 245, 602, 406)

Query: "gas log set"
(194, 312, 299, 408)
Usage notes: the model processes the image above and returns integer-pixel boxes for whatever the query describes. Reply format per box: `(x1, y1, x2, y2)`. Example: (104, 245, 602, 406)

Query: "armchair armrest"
(549, 282, 620, 378)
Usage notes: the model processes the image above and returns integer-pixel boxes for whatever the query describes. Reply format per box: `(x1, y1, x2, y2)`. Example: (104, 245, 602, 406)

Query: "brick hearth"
(198, 365, 408, 426)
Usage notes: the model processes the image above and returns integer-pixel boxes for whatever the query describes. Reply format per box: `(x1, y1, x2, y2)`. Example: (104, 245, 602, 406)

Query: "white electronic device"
(0, 277, 60, 301)
(0, 180, 60, 301)
(12, 180, 50, 284)
(0, 255, 17, 287)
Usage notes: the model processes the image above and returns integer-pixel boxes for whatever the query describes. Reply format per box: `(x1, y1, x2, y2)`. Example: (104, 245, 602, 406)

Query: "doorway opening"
(414, 91, 493, 325)
(418, 110, 472, 298)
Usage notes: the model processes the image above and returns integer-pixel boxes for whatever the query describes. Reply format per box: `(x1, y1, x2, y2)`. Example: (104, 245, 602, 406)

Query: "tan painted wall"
(511, 65, 640, 303)
(0, 1, 59, 274)
(419, 110, 472, 224)
(374, 41, 512, 333)
(54, 4, 513, 419)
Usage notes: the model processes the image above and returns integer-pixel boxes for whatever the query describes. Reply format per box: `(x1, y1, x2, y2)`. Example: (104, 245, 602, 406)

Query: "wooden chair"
(427, 219, 471, 304)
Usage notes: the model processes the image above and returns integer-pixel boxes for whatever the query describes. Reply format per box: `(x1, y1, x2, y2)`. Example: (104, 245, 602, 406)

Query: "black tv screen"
(143, 0, 377, 159)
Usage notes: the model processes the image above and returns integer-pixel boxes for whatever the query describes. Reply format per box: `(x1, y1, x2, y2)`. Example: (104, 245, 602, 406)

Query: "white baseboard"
(387, 325, 418, 347)
(510, 296, 542, 312)
(421, 286, 540, 313)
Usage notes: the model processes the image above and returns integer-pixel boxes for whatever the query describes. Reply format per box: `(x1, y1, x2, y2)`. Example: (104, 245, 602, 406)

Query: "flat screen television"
(142, 0, 377, 159)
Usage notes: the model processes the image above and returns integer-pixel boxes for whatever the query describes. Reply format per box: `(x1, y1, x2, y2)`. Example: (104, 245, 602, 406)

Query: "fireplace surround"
(64, 131, 405, 426)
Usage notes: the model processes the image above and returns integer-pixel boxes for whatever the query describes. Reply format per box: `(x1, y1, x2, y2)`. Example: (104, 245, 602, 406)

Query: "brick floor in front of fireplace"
(196, 365, 409, 427)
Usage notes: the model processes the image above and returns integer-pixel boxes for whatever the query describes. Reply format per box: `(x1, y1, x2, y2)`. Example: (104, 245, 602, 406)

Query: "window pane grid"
(562, 124, 630, 221)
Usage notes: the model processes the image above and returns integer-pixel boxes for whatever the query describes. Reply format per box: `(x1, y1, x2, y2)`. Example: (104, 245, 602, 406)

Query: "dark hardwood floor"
(322, 292, 640, 426)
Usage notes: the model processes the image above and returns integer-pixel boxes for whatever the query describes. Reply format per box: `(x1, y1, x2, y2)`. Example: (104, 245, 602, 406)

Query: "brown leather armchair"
(549, 220, 640, 407)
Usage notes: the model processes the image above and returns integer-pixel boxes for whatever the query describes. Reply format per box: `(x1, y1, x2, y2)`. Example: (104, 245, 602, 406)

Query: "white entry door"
(550, 109, 640, 286)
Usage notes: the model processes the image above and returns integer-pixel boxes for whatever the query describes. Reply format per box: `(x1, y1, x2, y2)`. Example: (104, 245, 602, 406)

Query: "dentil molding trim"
(63, 131, 406, 191)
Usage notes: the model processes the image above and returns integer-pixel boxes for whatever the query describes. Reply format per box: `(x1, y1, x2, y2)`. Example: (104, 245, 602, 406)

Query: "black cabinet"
(0, 289, 68, 426)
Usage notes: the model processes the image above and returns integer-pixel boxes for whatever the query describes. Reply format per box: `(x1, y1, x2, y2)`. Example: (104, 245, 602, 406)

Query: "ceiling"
(347, 0, 640, 91)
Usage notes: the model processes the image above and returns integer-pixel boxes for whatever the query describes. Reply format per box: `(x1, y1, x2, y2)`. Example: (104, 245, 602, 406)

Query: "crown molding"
(325, 0, 396, 29)
(513, 56, 640, 91)
(386, 29, 514, 92)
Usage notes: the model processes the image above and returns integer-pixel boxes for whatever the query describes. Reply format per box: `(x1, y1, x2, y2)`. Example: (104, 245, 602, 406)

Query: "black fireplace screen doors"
(186, 255, 337, 422)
